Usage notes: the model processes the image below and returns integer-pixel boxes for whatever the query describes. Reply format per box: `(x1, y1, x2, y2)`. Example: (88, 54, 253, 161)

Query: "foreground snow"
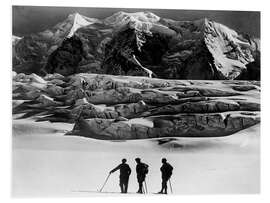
(12, 118, 260, 196)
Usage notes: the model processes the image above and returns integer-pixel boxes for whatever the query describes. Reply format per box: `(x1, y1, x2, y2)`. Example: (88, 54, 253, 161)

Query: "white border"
(1, 0, 270, 203)
(10, 0, 262, 11)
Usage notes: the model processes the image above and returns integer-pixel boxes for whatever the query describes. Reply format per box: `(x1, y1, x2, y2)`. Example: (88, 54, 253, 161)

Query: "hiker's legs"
(160, 179, 167, 194)
(137, 176, 145, 193)
(164, 181, 168, 194)
(138, 181, 143, 193)
(119, 179, 125, 193)
(163, 179, 168, 194)
(124, 178, 129, 193)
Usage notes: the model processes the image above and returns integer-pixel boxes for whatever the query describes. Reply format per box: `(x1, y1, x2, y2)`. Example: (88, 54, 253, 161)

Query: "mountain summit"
(38, 13, 101, 43)
(104, 11, 160, 30)
(13, 11, 260, 80)
(67, 13, 101, 37)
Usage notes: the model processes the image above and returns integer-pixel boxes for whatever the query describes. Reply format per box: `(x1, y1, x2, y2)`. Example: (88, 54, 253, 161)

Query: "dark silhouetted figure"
(135, 158, 149, 193)
(158, 158, 173, 194)
(110, 158, 131, 193)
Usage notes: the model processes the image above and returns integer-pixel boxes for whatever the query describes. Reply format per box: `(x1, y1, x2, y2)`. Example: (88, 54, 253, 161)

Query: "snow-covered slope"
(203, 19, 255, 79)
(159, 17, 259, 79)
(12, 117, 260, 196)
(67, 13, 101, 37)
(12, 35, 22, 45)
(105, 11, 160, 28)
(104, 11, 175, 36)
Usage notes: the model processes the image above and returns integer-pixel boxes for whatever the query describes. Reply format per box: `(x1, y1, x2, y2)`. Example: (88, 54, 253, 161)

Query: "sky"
(12, 6, 260, 37)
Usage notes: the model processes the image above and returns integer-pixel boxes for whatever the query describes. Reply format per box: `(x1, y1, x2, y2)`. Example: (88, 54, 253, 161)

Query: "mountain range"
(12, 11, 260, 80)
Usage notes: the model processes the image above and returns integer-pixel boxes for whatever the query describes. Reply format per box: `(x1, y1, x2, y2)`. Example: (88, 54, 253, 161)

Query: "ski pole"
(144, 180, 148, 194)
(168, 179, 173, 194)
(99, 173, 111, 192)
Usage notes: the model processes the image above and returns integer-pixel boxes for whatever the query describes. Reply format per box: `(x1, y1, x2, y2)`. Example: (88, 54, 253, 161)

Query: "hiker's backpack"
(143, 164, 149, 175)
(167, 164, 173, 176)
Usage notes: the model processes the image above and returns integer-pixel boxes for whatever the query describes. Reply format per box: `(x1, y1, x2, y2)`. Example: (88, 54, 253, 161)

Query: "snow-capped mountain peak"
(38, 13, 100, 42)
(67, 13, 100, 37)
(104, 11, 161, 31)
(202, 19, 255, 78)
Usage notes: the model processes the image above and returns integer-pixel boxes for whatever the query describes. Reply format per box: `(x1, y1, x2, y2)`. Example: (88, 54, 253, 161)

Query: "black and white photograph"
(11, 4, 261, 197)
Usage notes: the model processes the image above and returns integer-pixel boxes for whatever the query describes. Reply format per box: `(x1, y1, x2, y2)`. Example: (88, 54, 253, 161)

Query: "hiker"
(135, 158, 149, 193)
(158, 158, 173, 194)
(110, 158, 131, 193)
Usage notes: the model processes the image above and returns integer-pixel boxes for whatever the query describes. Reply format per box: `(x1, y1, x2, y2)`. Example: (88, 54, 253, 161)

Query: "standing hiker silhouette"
(135, 158, 149, 193)
(158, 158, 173, 194)
(110, 158, 131, 193)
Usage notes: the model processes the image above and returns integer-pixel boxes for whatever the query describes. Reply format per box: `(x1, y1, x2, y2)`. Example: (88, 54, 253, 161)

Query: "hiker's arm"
(110, 165, 120, 173)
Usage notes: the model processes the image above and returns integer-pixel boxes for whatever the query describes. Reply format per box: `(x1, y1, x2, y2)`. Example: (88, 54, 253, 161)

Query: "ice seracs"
(13, 73, 260, 135)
